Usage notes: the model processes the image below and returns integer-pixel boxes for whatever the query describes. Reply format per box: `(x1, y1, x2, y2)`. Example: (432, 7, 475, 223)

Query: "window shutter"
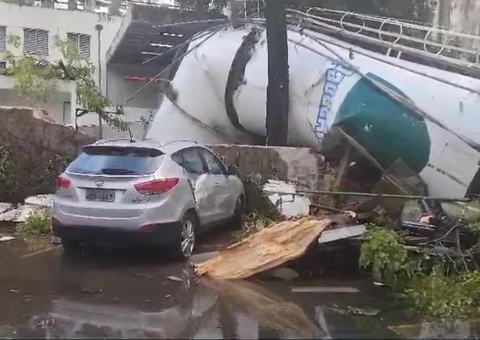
(0, 26, 6, 52)
(23, 28, 49, 56)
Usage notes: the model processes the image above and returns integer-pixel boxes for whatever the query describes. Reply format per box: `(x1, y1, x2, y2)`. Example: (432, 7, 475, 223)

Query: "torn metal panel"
(224, 27, 263, 141)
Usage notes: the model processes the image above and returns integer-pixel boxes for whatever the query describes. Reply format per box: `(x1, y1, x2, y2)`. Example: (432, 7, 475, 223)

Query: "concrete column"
(70, 81, 77, 128)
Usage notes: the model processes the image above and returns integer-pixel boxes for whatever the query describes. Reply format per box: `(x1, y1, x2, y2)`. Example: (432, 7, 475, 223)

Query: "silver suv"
(51, 139, 245, 259)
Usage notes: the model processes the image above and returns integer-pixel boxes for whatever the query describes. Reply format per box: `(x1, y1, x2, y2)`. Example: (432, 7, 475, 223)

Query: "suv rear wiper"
(101, 168, 137, 175)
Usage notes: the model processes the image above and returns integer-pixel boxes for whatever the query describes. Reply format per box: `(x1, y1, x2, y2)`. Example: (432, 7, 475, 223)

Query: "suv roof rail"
(161, 139, 199, 146)
(93, 138, 137, 145)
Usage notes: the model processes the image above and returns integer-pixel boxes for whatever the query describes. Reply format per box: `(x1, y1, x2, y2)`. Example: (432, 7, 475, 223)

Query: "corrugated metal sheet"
(67, 32, 91, 59)
(23, 28, 49, 56)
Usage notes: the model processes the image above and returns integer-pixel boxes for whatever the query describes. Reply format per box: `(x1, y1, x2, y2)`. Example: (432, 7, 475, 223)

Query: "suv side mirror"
(226, 165, 238, 176)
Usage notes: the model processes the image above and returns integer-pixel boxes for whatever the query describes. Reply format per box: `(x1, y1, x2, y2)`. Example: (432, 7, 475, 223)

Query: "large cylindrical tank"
(146, 25, 480, 198)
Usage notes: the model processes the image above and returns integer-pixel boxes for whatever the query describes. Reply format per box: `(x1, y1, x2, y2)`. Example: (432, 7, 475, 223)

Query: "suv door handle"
(214, 183, 220, 188)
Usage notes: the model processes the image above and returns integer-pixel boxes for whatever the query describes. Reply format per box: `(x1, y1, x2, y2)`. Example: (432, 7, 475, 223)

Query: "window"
(67, 146, 164, 175)
(23, 28, 49, 56)
(199, 149, 226, 175)
(67, 32, 91, 59)
(173, 148, 205, 174)
(0, 26, 6, 52)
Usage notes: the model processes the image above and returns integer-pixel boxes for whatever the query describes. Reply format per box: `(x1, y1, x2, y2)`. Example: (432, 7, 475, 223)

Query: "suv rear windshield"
(67, 146, 164, 175)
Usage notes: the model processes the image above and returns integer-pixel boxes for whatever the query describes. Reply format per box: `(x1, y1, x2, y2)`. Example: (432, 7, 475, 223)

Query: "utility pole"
(95, 23, 104, 140)
(265, 0, 289, 146)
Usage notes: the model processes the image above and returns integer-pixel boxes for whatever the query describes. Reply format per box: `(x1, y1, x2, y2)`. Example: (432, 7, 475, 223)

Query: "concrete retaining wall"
(209, 144, 336, 190)
(0, 106, 95, 202)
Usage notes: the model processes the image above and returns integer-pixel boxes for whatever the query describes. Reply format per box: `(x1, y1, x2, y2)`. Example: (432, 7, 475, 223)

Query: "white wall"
(0, 75, 76, 124)
(0, 2, 122, 96)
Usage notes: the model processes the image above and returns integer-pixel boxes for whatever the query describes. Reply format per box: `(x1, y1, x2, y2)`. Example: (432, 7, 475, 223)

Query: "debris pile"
(263, 180, 311, 218)
(0, 195, 52, 223)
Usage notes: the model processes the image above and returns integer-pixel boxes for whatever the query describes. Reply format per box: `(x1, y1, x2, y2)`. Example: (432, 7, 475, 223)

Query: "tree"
(0, 34, 127, 131)
(176, 0, 432, 23)
(177, 0, 228, 13)
(285, 0, 432, 22)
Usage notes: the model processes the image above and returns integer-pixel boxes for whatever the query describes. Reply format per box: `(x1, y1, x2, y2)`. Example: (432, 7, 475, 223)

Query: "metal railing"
(286, 7, 480, 76)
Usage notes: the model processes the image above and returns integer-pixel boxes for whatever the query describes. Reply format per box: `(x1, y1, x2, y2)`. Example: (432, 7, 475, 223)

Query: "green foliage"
(0, 144, 73, 203)
(7, 34, 21, 48)
(16, 209, 51, 235)
(360, 225, 480, 320)
(232, 211, 274, 241)
(176, 0, 432, 22)
(403, 269, 480, 320)
(0, 145, 20, 199)
(360, 226, 426, 288)
(177, 0, 227, 13)
(3, 34, 127, 131)
(284, 0, 432, 23)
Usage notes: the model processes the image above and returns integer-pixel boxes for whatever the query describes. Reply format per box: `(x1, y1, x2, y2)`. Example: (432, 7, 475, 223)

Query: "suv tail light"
(134, 178, 179, 195)
(56, 176, 71, 191)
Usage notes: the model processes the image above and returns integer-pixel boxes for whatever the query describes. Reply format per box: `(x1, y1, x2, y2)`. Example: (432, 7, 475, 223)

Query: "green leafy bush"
(360, 225, 480, 320)
(232, 211, 274, 241)
(16, 210, 51, 235)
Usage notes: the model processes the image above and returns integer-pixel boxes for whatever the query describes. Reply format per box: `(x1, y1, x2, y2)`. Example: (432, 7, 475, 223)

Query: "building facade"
(0, 1, 121, 125)
(0, 0, 223, 139)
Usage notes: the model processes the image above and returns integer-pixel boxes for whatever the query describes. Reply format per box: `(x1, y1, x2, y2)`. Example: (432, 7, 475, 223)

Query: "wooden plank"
(194, 217, 331, 280)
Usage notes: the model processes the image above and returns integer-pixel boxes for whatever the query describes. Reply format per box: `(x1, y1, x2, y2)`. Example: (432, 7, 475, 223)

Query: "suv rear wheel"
(171, 211, 197, 260)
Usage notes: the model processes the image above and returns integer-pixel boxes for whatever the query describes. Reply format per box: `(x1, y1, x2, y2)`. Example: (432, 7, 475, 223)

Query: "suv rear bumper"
(52, 222, 181, 246)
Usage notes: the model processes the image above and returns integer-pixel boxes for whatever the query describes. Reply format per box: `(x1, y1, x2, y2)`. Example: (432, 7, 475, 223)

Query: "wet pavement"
(0, 228, 474, 339)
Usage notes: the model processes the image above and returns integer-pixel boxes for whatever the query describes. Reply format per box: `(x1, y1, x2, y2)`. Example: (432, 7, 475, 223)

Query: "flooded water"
(0, 227, 477, 339)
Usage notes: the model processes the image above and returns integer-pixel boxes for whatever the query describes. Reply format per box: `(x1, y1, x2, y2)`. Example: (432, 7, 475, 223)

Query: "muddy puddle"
(0, 229, 478, 339)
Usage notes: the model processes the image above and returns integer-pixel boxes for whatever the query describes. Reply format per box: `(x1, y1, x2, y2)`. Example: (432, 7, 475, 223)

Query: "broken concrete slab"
(0, 203, 13, 215)
(208, 145, 336, 191)
(24, 195, 52, 208)
(0, 236, 15, 242)
(0, 204, 43, 223)
(0, 194, 52, 223)
(263, 180, 311, 218)
(194, 217, 331, 280)
(318, 225, 367, 244)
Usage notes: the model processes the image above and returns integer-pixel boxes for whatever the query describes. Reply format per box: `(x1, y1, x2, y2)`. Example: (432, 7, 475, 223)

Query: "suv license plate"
(86, 189, 115, 202)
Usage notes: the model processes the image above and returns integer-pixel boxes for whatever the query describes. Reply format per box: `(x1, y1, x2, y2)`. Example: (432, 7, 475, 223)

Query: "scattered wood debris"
(194, 217, 331, 280)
